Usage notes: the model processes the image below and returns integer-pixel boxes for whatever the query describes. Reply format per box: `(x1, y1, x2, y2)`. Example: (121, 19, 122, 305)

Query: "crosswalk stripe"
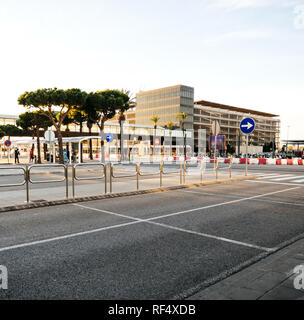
(271, 175, 300, 181)
(290, 178, 304, 183)
(258, 174, 294, 180)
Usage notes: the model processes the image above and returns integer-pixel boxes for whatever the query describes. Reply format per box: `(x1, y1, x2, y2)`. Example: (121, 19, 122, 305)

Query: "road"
(0, 168, 304, 299)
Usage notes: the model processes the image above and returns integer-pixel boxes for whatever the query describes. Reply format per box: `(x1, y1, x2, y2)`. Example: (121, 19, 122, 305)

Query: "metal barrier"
(0, 166, 28, 202)
(0, 159, 239, 204)
(110, 162, 184, 193)
(28, 164, 69, 201)
(110, 163, 138, 193)
(72, 163, 106, 198)
(161, 163, 181, 186)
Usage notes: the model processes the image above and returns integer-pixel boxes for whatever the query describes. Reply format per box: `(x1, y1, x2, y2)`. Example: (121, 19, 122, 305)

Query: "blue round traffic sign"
(240, 118, 256, 135)
(106, 133, 113, 143)
(4, 140, 12, 147)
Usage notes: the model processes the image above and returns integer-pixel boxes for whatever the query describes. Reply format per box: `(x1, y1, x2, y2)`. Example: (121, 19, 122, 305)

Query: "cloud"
(209, 0, 302, 10)
(294, 5, 304, 29)
(203, 29, 273, 46)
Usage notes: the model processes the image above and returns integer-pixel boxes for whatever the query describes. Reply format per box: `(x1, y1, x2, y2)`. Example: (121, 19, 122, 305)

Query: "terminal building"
(133, 85, 280, 154)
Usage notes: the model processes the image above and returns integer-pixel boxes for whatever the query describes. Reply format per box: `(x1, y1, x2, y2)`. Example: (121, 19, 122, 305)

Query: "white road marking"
(0, 186, 299, 254)
(0, 220, 142, 254)
(246, 180, 304, 187)
(258, 174, 294, 180)
(146, 186, 301, 222)
(271, 175, 301, 181)
(179, 189, 304, 208)
(149, 221, 275, 252)
(290, 178, 304, 183)
(74, 204, 275, 252)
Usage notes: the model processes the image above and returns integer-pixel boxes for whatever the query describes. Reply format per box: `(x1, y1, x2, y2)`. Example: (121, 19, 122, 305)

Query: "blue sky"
(0, 0, 303, 140)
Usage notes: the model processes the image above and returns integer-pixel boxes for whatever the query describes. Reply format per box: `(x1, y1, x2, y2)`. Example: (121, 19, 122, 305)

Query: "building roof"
(195, 100, 279, 118)
(0, 114, 18, 119)
(137, 84, 193, 96)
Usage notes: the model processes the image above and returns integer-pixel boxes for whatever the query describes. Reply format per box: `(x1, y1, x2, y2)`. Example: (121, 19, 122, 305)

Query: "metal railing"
(110, 163, 142, 192)
(0, 158, 237, 204)
(110, 162, 184, 192)
(28, 164, 69, 201)
(0, 166, 28, 202)
(72, 163, 106, 198)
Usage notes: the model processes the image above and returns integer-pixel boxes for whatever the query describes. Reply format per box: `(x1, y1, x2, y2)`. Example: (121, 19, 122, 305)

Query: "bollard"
(230, 157, 232, 179)
(200, 160, 204, 183)
(110, 163, 113, 194)
(104, 164, 108, 194)
(180, 162, 183, 185)
(72, 166, 76, 198)
(216, 159, 219, 180)
(65, 165, 69, 199)
(25, 165, 30, 203)
(136, 163, 140, 191)
(160, 162, 163, 188)
(183, 161, 186, 184)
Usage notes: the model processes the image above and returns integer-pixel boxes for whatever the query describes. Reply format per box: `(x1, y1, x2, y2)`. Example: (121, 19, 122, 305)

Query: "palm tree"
(166, 121, 174, 157)
(177, 112, 188, 158)
(151, 115, 160, 162)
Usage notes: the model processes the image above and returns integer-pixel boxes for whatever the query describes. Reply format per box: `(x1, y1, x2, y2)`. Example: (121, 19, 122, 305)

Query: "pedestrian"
(14, 147, 20, 164)
(30, 149, 34, 163)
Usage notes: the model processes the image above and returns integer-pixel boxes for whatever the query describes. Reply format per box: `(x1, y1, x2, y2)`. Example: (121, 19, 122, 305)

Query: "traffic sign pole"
(214, 135, 217, 170)
(240, 118, 255, 177)
(246, 135, 248, 176)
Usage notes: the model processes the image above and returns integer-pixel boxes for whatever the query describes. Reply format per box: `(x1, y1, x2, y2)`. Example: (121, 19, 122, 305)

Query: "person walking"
(30, 149, 34, 163)
(14, 148, 20, 164)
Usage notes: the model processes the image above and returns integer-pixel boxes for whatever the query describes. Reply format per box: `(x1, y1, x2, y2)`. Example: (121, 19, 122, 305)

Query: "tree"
(69, 109, 88, 162)
(0, 125, 24, 140)
(177, 112, 188, 157)
(166, 122, 174, 157)
(118, 90, 133, 162)
(151, 115, 160, 160)
(16, 111, 53, 164)
(84, 89, 131, 163)
(18, 88, 87, 164)
(60, 113, 75, 132)
(0, 128, 4, 139)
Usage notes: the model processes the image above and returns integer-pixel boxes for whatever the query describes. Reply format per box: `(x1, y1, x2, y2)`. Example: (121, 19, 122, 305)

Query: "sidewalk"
(189, 238, 304, 300)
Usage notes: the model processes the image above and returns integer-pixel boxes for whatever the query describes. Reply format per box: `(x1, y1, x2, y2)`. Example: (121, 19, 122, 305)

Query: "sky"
(0, 0, 303, 141)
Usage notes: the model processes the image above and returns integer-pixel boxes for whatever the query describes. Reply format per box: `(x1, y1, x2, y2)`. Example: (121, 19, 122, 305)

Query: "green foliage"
(84, 89, 131, 129)
(0, 128, 4, 139)
(226, 143, 235, 155)
(18, 88, 87, 163)
(151, 115, 160, 129)
(166, 122, 174, 131)
(16, 111, 53, 133)
(0, 124, 23, 136)
(177, 112, 188, 130)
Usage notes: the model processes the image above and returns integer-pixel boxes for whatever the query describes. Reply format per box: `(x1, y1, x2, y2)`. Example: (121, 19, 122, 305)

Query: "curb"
(0, 176, 257, 214)
(182, 233, 304, 300)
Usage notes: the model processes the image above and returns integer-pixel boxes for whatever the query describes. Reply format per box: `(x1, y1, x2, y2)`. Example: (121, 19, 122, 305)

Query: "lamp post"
(286, 125, 290, 156)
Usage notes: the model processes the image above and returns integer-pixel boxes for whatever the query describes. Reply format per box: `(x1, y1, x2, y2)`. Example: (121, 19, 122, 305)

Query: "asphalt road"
(0, 171, 304, 300)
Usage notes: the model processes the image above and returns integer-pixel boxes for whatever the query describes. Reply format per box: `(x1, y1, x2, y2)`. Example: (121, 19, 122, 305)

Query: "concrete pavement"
(0, 178, 303, 300)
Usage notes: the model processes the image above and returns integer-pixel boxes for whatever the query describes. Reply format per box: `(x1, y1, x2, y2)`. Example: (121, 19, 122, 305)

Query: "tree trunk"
(100, 121, 105, 163)
(80, 122, 83, 163)
(119, 118, 124, 162)
(36, 128, 42, 164)
(183, 129, 186, 158)
(89, 127, 93, 160)
(57, 130, 64, 164)
(43, 143, 47, 160)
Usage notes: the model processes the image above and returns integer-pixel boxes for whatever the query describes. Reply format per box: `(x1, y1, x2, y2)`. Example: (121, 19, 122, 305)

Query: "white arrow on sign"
(241, 122, 254, 130)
